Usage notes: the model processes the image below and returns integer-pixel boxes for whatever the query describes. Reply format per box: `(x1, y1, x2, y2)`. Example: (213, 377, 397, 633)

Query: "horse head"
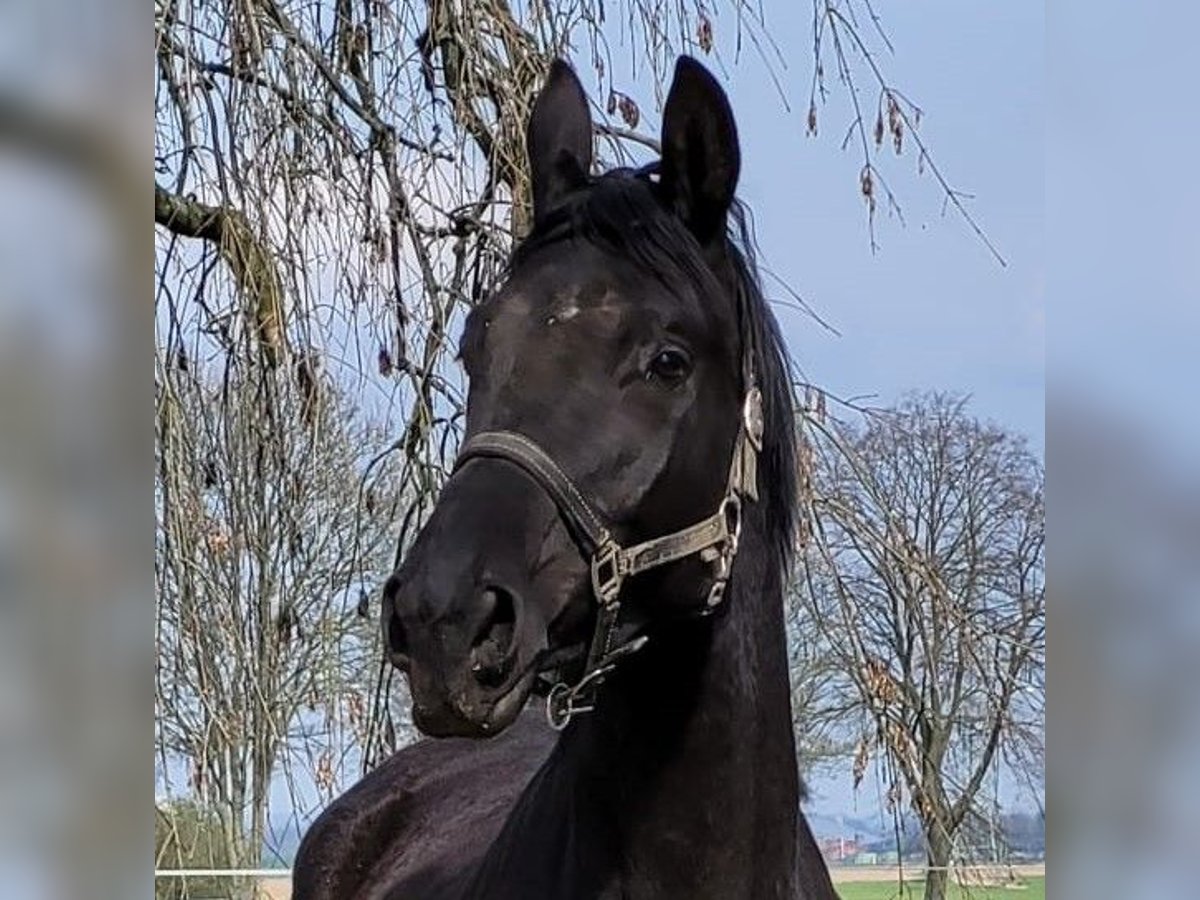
(381, 57, 770, 738)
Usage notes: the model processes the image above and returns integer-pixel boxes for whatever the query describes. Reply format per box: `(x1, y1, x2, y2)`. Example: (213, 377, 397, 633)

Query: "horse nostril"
(470, 586, 517, 688)
(387, 608, 409, 661)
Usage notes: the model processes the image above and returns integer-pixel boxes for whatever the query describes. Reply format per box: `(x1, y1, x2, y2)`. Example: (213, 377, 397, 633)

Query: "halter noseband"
(452, 382, 764, 730)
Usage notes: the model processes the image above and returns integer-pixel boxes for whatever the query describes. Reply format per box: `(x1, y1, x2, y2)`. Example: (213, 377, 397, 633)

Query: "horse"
(293, 55, 839, 900)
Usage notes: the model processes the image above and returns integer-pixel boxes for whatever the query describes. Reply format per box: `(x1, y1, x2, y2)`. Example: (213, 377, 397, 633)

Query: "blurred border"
(4, 2, 1198, 898)
(0, 1, 149, 898)
(1049, 3, 1200, 899)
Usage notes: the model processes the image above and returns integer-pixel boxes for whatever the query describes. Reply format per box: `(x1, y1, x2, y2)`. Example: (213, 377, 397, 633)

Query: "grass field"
(254, 874, 1046, 900)
(833, 876, 1046, 900)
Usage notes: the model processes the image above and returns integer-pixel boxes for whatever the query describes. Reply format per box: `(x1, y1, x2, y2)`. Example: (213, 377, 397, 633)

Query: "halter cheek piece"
(452, 383, 765, 730)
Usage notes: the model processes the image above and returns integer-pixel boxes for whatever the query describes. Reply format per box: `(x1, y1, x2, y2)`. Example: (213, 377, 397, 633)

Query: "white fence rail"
(153, 863, 1047, 886)
(155, 870, 291, 878)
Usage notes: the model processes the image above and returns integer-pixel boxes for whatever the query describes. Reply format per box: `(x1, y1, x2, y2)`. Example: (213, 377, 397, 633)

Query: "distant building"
(817, 836, 863, 863)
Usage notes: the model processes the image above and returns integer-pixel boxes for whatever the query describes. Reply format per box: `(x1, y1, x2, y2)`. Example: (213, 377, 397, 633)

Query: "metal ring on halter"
(544, 633, 651, 729)
(546, 682, 581, 730)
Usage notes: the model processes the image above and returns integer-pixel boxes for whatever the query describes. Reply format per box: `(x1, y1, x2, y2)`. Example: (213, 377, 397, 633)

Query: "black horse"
(293, 56, 839, 900)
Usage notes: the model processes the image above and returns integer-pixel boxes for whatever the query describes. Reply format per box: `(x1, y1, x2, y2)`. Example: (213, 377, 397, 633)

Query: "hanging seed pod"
(860, 166, 876, 214)
(887, 93, 903, 154)
(697, 15, 714, 54)
(618, 94, 640, 128)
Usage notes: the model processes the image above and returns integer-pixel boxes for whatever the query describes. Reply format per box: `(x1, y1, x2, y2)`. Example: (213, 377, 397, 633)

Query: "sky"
(704, 1, 1044, 451)
(1047, 1, 1200, 472)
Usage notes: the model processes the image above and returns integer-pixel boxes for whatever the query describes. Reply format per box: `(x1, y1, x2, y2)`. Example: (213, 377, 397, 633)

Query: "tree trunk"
(251, 733, 276, 867)
(924, 825, 953, 900)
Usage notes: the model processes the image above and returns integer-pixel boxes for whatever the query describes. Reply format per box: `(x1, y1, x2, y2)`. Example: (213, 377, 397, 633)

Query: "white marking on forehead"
(543, 291, 580, 325)
(543, 287, 617, 325)
(547, 303, 579, 325)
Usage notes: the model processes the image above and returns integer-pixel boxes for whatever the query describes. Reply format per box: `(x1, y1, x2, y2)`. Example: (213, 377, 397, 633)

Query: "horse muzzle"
(383, 575, 546, 738)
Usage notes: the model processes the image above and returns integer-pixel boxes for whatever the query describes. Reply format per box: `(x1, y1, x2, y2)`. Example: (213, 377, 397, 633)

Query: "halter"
(453, 376, 764, 730)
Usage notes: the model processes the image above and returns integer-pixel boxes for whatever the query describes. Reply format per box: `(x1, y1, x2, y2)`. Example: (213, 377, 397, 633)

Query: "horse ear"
(527, 60, 594, 223)
(658, 56, 740, 246)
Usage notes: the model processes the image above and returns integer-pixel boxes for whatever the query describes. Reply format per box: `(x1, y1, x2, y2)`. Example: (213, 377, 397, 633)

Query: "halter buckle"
(590, 538, 624, 605)
(703, 495, 742, 608)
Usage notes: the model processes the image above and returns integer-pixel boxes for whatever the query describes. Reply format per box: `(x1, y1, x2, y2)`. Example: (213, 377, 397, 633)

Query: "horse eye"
(647, 347, 692, 383)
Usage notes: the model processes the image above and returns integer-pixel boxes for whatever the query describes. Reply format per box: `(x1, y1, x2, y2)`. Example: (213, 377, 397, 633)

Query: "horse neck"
(600, 508, 801, 893)
(490, 506, 803, 897)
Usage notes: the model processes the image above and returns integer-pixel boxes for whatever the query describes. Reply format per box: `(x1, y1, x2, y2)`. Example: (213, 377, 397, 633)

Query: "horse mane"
(511, 170, 798, 571)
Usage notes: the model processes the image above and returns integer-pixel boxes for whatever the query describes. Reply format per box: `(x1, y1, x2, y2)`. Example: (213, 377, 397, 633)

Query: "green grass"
(833, 876, 1045, 900)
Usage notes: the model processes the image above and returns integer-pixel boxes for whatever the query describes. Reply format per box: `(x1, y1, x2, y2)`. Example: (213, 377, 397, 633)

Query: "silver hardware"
(743, 387, 764, 452)
(721, 494, 743, 553)
(590, 539, 624, 605)
(705, 543, 733, 608)
(545, 635, 649, 729)
(546, 682, 587, 730)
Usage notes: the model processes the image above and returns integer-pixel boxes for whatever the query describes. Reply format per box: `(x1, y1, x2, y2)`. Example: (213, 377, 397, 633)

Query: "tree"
(797, 393, 1044, 900)
(785, 591, 853, 776)
(155, 351, 405, 870)
(153, 0, 988, 484)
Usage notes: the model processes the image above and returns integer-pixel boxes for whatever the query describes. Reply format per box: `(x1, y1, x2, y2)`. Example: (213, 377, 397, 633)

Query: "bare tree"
(785, 588, 854, 777)
(154, 350, 405, 872)
(797, 392, 1044, 900)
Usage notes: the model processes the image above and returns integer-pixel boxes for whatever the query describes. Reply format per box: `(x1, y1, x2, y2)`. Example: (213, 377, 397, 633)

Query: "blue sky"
(673, 1, 1044, 450)
(1048, 1, 1200, 472)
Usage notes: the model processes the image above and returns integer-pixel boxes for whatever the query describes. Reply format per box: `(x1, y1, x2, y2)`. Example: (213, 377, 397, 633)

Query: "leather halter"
(453, 382, 765, 730)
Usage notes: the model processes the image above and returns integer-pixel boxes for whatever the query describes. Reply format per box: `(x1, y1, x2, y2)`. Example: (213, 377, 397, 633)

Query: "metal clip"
(545, 635, 649, 729)
(546, 681, 591, 730)
(704, 582, 727, 609)
(705, 561, 731, 609)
